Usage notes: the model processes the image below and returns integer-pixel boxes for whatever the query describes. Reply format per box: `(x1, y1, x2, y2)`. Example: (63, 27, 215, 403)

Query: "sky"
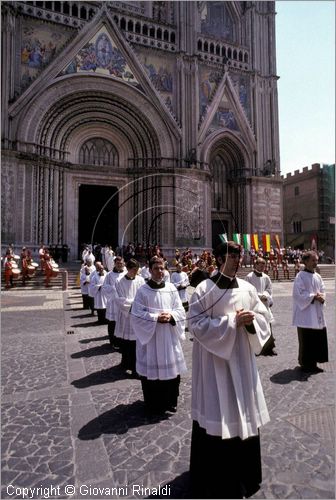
(275, 1, 335, 175)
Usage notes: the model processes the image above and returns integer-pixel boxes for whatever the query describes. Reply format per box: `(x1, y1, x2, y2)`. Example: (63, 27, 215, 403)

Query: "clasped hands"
(314, 293, 325, 304)
(236, 309, 255, 327)
(158, 312, 173, 323)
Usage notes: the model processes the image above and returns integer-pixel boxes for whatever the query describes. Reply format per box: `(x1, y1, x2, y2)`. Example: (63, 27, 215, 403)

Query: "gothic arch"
(14, 75, 178, 161)
(68, 123, 129, 166)
(201, 131, 252, 235)
(201, 130, 252, 168)
(79, 138, 119, 166)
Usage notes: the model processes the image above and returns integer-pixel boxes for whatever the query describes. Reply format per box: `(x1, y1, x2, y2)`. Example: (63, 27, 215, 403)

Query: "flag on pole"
(219, 233, 228, 244)
(262, 234, 271, 253)
(232, 233, 241, 244)
(242, 234, 251, 251)
(274, 234, 281, 249)
(251, 234, 259, 250)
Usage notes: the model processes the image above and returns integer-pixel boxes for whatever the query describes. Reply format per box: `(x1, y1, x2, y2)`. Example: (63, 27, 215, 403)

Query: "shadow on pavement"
(65, 308, 87, 312)
(270, 366, 311, 384)
(70, 312, 96, 318)
(78, 400, 169, 440)
(71, 344, 115, 358)
(146, 471, 192, 499)
(71, 321, 105, 328)
(79, 335, 110, 344)
(71, 365, 133, 389)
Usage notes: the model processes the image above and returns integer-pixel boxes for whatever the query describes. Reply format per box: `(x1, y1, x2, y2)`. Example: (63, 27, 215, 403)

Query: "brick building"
(282, 163, 335, 260)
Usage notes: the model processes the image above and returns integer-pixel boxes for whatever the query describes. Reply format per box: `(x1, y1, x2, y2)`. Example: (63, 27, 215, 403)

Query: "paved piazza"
(1, 280, 335, 499)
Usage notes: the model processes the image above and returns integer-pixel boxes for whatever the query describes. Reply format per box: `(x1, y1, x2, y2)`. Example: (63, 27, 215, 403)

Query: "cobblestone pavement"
(1, 280, 335, 499)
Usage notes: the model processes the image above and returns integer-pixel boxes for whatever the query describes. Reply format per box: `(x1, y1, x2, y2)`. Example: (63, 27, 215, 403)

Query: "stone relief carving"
(175, 177, 204, 245)
(1, 165, 16, 240)
(252, 184, 282, 232)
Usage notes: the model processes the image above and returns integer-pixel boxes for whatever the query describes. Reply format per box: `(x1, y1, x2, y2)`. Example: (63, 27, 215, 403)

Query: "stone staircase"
(237, 264, 335, 282)
(1, 262, 81, 292)
(2, 262, 334, 292)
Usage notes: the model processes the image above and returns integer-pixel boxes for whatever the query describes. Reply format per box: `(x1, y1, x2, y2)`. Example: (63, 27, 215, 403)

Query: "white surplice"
(188, 278, 271, 440)
(102, 269, 127, 321)
(140, 266, 151, 281)
(163, 269, 170, 282)
(114, 275, 145, 340)
(80, 264, 95, 295)
(245, 271, 274, 322)
(131, 282, 187, 380)
(88, 270, 107, 309)
(105, 250, 115, 272)
(171, 271, 190, 303)
(292, 270, 326, 329)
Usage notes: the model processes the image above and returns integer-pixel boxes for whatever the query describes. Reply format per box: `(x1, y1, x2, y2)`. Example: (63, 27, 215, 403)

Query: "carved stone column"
(1, 3, 16, 142)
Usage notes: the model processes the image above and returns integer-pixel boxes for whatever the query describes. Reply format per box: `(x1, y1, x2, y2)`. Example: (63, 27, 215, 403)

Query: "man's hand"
(314, 293, 325, 304)
(236, 309, 255, 327)
(158, 312, 172, 323)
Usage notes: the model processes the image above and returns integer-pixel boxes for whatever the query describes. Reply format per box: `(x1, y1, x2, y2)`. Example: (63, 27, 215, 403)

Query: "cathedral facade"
(1, 1, 283, 259)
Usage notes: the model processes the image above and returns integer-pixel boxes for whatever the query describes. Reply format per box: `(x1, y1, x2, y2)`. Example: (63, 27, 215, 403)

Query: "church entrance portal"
(78, 185, 118, 257)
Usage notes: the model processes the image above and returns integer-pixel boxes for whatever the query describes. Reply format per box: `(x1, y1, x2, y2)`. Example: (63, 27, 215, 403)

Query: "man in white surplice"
(88, 261, 107, 324)
(131, 256, 187, 415)
(188, 241, 271, 499)
(101, 256, 126, 348)
(292, 250, 328, 373)
(245, 257, 276, 356)
(114, 259, 145, 376)
(170, 262, 190, 311)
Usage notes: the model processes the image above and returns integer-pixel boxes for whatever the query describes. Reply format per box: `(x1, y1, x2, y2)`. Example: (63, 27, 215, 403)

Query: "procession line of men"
(78, 243, 328, 499)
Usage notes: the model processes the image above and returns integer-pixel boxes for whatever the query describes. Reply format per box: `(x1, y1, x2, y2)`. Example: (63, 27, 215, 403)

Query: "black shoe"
(145, 407, 166, 417)
(311, 366, 324, 373)
(115, 362, 127, 370)
(301, 365, 317, 373)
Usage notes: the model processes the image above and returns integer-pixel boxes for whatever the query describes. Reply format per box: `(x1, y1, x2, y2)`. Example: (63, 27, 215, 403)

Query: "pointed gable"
(198, 71, 256, 151)
(59, 26, 142, 90)
(10, 5, 180, 133)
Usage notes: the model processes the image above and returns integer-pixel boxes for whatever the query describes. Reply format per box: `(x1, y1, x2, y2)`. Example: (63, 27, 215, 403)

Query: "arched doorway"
(77, 137, 120, 256)
(209, 137, 248, 244)
(78, 184, 119, 257)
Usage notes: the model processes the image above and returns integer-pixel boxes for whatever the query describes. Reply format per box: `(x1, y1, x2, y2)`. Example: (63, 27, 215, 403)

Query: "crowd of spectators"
(80, 242, 333, 273)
